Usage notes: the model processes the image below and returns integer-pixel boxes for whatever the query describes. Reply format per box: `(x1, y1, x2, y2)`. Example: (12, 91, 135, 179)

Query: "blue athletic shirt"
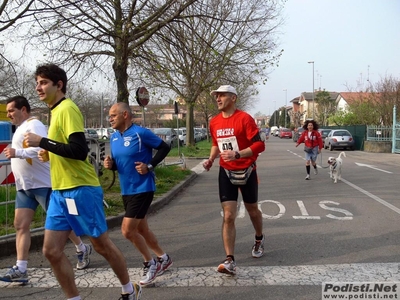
(110, 124, 163, 195)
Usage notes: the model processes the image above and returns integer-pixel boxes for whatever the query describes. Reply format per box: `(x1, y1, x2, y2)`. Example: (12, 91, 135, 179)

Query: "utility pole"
(308, 61, 315, 119)
(100, 94, 104, 129)
(283, 89, 287, 128)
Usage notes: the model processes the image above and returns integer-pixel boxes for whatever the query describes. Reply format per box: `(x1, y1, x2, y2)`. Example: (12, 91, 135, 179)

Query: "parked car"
(279, 128, 292, 139)
(318, 128, 332, 141)
(177, 128, 187, 145)
(84, 128, 99, 140)
(197, 128, 207, 140)
(324, 129, 355, 151)
(152, 128, 179, 148)
(177, 128, 202, 145)
(273, 128, 280, 137)
(194, 128, 203, 142)
(96, 127, 115, 139)
(293, 127, 305, 142)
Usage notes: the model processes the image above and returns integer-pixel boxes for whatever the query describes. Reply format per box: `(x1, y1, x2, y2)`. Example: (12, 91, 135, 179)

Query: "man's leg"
(242, 173, 264, 258)
(121, 217, 163, 260)
(68, 231, 92, 270)
(221, 201, 237, 257)
(217, 201, 238, 275)
(121, 217, 166, 286)
(244, 202, 263, 236)
(14, 208, 35, 262)
(89, 231, 130, 286)
(43, 229, 78, 298)
(0, 208, 35, 282)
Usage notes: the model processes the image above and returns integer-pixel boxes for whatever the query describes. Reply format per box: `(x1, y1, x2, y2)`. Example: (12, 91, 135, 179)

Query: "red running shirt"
(210, 109, 264, 170)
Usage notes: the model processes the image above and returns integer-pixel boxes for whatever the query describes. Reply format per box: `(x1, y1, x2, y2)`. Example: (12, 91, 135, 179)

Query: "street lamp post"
(273, 101, 276, 126)
(100, 94, 104, 129)
(308, 61, 315, 119)
(283, 89, 287, 128)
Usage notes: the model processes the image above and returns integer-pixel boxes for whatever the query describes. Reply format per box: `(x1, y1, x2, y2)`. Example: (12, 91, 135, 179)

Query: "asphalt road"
(1, 137, 400, 299)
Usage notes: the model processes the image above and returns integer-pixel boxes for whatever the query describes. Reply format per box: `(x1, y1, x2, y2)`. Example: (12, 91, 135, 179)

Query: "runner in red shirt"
(203, 85, 265, 276)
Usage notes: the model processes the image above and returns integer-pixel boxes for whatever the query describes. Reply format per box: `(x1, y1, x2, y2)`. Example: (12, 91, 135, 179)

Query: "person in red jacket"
(295, 119, 324, 180)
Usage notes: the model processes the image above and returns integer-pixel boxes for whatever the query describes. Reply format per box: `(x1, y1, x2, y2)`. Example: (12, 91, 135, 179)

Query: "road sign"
(136, 87, 149, 107)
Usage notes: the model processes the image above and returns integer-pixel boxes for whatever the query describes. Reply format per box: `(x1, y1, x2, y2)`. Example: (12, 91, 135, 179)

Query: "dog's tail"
(338, 151, 346, 159)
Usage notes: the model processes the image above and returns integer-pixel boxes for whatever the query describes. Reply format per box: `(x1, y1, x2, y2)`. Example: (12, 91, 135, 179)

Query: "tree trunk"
(112, 46, 129, 103)
(186, 102, 195, 146)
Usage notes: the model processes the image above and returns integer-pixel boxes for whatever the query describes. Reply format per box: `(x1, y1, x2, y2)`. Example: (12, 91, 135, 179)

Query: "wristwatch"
(234, 151, 241, 159)
(147, 164, 154, 172)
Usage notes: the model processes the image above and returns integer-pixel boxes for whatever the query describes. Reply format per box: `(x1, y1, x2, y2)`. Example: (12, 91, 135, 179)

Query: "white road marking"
(341, 178, 400, 215)
(293, 200, 321, 219)
(355, 162, 392, 174)
(1, 263, 399, 288)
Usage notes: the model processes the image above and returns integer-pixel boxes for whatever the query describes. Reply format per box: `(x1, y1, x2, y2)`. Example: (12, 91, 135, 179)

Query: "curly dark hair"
(302, 119, 319, 130)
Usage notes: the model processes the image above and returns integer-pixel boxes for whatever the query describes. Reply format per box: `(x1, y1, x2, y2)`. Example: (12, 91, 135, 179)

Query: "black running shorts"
(122, 192, 154, 219)
(218, 166, 258, 203)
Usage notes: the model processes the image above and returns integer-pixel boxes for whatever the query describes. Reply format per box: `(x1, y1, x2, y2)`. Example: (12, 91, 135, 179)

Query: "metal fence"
(366, 125, 392, 141)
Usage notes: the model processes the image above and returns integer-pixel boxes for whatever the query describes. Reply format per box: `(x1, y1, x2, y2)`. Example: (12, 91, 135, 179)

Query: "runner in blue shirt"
(104, 102, 172, 287)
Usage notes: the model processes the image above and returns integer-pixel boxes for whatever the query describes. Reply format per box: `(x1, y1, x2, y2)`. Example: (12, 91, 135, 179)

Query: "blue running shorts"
(45, 186, 108, 238)
(15, 188, 51, 211)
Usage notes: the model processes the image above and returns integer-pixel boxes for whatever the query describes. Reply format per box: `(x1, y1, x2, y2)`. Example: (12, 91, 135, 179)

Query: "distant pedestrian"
(104, 102, 173, 287)
(295, 119, 324, 180)
(0, 96, 92, 284)
(24, 64, 141, 300)
(203, 85, 266, 276)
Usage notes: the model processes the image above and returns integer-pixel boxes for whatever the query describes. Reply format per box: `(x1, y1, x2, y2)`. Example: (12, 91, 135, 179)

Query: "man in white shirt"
(0, 96, 92, 283)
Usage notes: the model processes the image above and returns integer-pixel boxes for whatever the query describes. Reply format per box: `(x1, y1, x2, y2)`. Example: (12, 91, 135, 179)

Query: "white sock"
(68, 296, 81, 300)
(16, 260, 28, 273)
(121, 282, 133, 294)
(75, 242, 86, 253)
(160, 253, 168, 261)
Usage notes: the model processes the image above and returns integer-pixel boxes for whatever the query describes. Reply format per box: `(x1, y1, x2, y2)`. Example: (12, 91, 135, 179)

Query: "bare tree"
(0, 0, 37, 32)
(134, 0, 283, 145)
(0, 0, 40, 83)
(23, 0, 198, 104)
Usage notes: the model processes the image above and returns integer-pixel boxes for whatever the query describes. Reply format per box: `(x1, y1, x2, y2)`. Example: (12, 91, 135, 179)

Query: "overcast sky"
(250, 0, 400, 116)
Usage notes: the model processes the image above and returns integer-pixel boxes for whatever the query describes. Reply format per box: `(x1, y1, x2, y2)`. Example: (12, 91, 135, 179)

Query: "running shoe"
(217, 257, 236, 275)
(0, 266, 29, 283)
(76, 243, 92, 270)
(314, 168, 318, 175)
(252, 235, 265, 258)
(139, 259, 161, 286)
(119, 282, 142, 300)
(305, 174, 310, 180)
(157, 254, 173, 276)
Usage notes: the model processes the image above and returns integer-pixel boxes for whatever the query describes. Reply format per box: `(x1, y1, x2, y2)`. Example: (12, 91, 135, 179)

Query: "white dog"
(327, 152, 346, 183)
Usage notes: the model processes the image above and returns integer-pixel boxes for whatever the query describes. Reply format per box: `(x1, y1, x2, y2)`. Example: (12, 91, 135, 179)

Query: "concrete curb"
(0, 171, 198, 258)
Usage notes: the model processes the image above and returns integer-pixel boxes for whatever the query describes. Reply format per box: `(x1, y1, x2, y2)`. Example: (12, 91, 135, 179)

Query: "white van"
(96, 128, 115, 139)
(270, 126, 278, 136)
